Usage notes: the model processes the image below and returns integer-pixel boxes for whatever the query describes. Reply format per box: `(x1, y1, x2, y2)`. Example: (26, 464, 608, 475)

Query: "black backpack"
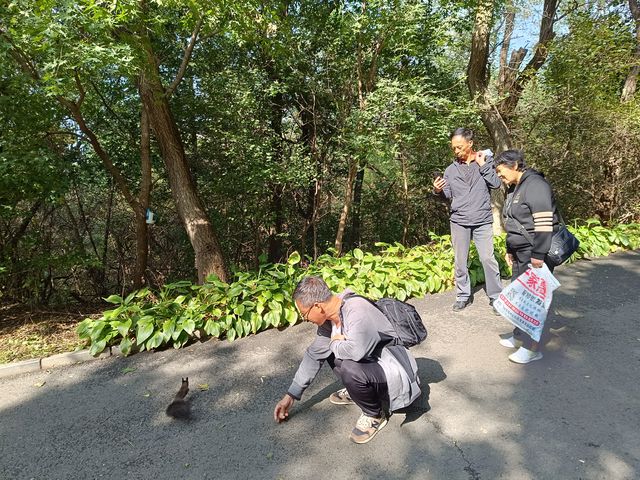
(344, 293, 427, 348)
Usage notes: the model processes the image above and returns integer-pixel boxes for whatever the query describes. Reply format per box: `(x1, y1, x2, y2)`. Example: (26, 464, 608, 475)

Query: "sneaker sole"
(329, 398, 355, 406)
(509, 352, 543, 364)
(349, 417, 388, 444)
(499, 339, 523, 349)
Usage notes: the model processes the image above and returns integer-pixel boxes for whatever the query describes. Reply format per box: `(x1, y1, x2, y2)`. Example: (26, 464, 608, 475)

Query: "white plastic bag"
(494, 264, 561, 342)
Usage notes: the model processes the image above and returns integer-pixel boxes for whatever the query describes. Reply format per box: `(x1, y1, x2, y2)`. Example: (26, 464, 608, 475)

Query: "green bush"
(77, 220, 640, 356)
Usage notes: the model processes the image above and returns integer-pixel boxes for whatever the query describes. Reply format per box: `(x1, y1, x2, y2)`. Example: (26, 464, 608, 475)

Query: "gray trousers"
(450, 222, 502, 301)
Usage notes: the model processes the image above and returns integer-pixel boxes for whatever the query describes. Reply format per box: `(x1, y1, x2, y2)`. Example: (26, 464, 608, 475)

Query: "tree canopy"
(1, 0, 638, 304)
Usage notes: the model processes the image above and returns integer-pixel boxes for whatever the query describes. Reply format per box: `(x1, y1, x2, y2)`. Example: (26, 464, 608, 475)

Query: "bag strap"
(340, 292, 400, 347)
(505, 186, 535, 246)
(505, 180, 564, 247)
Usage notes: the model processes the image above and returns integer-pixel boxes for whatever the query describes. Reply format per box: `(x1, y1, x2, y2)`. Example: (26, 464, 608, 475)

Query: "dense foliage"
(1, 0, 639, 305)
(77, 221, 640, 356)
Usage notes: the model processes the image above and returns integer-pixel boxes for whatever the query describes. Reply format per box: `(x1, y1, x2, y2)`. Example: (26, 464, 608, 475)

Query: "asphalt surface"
(0, 250, 639, 480)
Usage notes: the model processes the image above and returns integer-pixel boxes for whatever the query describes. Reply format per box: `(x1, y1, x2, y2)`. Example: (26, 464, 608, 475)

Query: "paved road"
(1, 250, 639, 480)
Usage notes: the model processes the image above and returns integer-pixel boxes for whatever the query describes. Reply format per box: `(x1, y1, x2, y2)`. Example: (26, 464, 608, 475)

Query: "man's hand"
(433, 176, 446, 193)
(531, 257, 544, 268)
(475, 150, 486, 166)
(505, 253, 513, 267)
(331, 334, 345, 341)
(274, 394, 294, 423)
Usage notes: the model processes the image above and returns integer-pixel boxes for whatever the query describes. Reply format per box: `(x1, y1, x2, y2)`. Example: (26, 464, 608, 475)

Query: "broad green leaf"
(119, 337, 132, 356)
(287, 251, 301, 265)
(104, 294, 123, 304)
(136, 318, 155, 345)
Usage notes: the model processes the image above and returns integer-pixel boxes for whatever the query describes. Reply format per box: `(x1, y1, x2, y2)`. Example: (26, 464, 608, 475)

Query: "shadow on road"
(0, 251, 638, 480)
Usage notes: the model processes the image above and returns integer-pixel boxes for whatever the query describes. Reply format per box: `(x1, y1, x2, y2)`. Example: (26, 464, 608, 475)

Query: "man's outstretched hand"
(274, 394, 295, 423)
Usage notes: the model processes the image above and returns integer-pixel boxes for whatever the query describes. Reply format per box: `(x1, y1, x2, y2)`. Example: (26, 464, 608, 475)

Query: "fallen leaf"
(34, 381, 46, 387)
(121, 367, 137, 374)
(198, 383, 209, 391)
(266, 452, 273, 460)
(143, 392, 151, 397)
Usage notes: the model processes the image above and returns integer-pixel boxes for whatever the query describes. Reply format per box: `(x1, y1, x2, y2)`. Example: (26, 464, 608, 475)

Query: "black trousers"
(329, 355, 389, 417)
(509, 246, 555, 348)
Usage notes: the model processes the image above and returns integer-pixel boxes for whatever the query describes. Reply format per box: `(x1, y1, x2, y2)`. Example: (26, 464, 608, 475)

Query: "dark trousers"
(329, 355, 389, 417)
(509, 246, 555, 349)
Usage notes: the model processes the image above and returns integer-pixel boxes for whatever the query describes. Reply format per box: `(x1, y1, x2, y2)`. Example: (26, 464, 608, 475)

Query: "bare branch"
(166, 15, 204, 97)
(73, 70, 85, 106)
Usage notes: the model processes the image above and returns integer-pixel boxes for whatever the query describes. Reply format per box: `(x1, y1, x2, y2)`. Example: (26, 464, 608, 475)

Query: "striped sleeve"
(525, 179, 555, 260)
(532, 211, 554, 232)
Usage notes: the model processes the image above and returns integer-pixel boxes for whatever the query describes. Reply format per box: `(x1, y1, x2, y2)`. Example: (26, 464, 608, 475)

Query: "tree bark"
(133, 106, 152, 289)
(399, 149, 411, 245)
(138, 53, 228, 283)
(334, 161, 358, 255)
(621, 0, 640, 102)
(348, 167, 365, 249)
(468, 0, 558, 149)
(467, 0, 514, 151)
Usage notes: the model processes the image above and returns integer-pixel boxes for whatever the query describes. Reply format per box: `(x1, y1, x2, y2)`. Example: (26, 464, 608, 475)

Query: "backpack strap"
(340, 292, 401, 346)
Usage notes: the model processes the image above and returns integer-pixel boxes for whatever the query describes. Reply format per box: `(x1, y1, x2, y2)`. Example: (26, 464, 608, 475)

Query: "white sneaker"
(509, 347, 543, 364)
(499, 335, 523, 348)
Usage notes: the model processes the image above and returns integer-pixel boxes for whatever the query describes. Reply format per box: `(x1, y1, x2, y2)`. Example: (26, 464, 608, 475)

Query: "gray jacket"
(438, 151, 501, 226)
(287, 292, 421, 411)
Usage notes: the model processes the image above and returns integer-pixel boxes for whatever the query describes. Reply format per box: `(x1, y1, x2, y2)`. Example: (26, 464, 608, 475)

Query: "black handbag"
(547, 224, 580, 266)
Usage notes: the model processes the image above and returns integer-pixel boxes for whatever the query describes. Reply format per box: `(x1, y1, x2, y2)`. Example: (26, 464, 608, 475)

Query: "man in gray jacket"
(273, 276, 420, 444)
(433, 127, 503, 312)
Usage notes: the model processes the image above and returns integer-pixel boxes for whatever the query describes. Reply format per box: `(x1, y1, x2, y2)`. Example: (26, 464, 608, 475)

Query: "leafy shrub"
(77, 221, 640, 356)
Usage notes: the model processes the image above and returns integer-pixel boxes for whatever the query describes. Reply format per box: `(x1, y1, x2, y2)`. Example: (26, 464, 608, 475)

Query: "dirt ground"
(0, 304, 100, 363)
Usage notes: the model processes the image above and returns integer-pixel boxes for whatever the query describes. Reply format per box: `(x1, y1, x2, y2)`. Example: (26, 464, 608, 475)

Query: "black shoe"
(452, 299, 472, 311)
(489, 299, 501, 316)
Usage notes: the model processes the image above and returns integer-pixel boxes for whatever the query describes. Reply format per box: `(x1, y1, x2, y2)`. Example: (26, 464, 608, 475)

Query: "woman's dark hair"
(494, 149, 527, 171)
(449, 127, 473, 141)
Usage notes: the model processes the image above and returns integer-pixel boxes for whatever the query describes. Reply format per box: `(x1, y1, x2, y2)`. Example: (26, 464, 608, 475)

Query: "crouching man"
(273, 276, 421, 444)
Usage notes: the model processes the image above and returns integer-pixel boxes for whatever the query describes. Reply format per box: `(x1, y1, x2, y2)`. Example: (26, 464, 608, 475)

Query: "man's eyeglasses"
(299, 303, 315, 321)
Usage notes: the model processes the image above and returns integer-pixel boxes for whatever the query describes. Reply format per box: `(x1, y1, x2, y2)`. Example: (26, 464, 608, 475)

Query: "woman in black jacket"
(494, 150, 559, 364)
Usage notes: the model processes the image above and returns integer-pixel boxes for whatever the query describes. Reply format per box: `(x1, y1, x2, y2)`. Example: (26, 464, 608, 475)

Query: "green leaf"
(136, 317, 155, 345)
(119, 337, 132, 356)
(115, 319, 132, 338)
(287, 251, 301, 265)
(146, 331, 164, 350)
(104, 294, 123, 304)
(204, 318, 221, 337)
(89, 338, 107, 356)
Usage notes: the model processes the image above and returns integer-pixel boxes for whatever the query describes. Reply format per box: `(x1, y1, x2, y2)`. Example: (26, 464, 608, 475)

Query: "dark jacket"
(503, 169, 560, 260)
(437, 152, 502, 226)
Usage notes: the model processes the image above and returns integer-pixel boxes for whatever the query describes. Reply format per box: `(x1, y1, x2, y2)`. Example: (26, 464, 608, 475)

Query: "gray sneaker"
(329, 388, 355, 405)
(349, 413, 388, 444)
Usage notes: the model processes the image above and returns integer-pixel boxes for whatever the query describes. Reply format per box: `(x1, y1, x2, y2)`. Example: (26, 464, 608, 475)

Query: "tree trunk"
(334, 161, 358, 255)
(266, 80, 285, 263)
(399, 149, 411, 245)
(138, 43, 229, 284)
(133, 107, 152, 289)
(348, 167, 365, 249)
(467, 0, 514, 151)
(621, 0, 640, 102)
(468, 0, 558, 149)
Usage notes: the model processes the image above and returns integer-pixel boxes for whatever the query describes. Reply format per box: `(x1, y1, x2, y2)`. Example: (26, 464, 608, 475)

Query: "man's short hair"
(293, 276, 332, 307)
(449, 127, 474, 141)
